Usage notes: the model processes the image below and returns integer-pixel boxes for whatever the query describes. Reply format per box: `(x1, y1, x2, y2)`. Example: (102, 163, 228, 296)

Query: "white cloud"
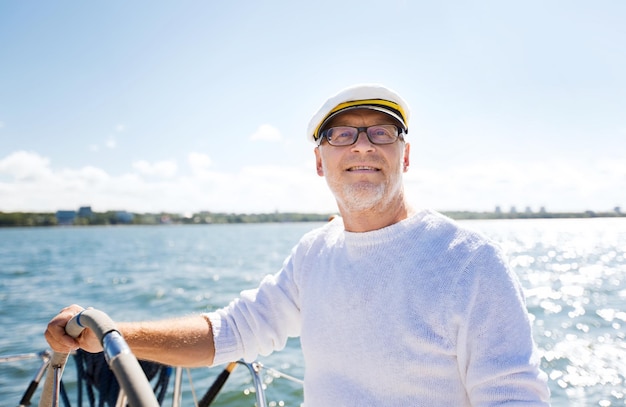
(404, 158, 626, 212)
(89, 133, 118, 152)
(250, 124, 282, 142)
(168, 164, 328, 214)
(0, 150, 331, 213)
(58, 166, 110, 183)
(0, 150, 53, 181)
(132, 159, 178, 178)
(1, 151, 624, 214)
(105, 136, 117, 149)
(188, 152, 214, 179)
(188, 152, 212, 169)
(0, 121, 5, 128)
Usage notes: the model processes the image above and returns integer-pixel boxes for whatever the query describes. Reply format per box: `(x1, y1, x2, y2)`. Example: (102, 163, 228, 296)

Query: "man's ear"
(315, 147, 324, 176)
(403, 142, 410, 172)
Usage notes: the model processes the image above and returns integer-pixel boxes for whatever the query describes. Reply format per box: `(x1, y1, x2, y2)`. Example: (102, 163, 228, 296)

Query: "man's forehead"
(324, 109, 400, 127)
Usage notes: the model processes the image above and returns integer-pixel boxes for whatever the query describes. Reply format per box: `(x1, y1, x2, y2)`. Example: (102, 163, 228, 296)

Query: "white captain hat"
(306, 83, 410, 144)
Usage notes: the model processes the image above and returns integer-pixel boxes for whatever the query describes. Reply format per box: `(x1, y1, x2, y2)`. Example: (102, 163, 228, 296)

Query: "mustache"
(341, 157, 387, 169)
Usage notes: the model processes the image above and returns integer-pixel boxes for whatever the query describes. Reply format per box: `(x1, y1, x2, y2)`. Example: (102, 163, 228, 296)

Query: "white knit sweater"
(206, 210, 550, 406)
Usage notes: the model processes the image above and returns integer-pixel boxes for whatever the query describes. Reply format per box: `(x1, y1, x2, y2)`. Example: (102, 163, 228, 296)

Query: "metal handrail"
(6, 353, 302, 407)
(38, 309, 160, 407)
(6, 317, 303, 406)
(170, 361, 267, 407)
(237, 361, 268, 407)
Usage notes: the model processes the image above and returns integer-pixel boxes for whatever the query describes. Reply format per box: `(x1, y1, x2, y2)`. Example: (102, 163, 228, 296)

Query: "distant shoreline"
(0, 210, 623, 227)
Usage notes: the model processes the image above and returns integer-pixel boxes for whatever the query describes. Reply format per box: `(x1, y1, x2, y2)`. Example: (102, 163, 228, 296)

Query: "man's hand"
(44, 304, 103, 354)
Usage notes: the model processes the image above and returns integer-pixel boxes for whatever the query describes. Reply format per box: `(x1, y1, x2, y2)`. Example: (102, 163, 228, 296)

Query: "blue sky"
(1, 1, 624, 214)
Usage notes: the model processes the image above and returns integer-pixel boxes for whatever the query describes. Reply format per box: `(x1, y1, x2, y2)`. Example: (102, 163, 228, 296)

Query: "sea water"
(1, 218, 625, 406)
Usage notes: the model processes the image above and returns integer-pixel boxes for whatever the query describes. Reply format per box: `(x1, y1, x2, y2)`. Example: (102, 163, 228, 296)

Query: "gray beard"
(339, 181, 387, 212)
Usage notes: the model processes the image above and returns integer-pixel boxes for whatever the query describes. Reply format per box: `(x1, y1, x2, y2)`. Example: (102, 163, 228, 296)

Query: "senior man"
(46, 84, 550, 406)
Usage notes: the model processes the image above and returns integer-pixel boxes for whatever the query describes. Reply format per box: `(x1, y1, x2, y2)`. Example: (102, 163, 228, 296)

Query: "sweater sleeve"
(452, 243, 551, 406)
(205, 250, 302, 366)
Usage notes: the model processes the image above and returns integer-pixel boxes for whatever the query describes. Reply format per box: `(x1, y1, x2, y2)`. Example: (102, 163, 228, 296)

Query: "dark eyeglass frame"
(316, 125, 406, 147)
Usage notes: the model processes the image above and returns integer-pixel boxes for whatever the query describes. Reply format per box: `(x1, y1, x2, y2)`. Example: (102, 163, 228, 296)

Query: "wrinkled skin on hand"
(44, 304, 103, 354)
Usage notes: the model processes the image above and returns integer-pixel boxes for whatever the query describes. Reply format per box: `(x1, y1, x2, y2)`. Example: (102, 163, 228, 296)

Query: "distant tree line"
(0, 211, 336, 227)
(0, 209, 623, 227)
(440, 210, 625, 220)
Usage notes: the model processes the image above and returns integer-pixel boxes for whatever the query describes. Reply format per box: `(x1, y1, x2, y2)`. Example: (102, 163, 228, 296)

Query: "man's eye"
(329, 127, 355, 140)
(370, 127, 391, 137)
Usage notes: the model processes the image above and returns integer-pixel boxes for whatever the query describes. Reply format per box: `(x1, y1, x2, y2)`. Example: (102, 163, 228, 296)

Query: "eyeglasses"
(317, 125, 405, 146)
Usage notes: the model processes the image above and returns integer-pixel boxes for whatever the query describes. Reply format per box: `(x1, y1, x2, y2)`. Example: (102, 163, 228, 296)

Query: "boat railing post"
(237, 361, 268, 407)
(172, 367, 183, 407)
(18, 351, 50, 407)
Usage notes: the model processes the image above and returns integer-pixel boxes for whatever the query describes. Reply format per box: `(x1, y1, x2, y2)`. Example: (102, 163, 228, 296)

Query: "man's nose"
(351, 131, 375, 151)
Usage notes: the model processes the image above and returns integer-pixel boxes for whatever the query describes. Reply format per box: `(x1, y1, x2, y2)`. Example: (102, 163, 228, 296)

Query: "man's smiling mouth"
(347, 166, 380, 172)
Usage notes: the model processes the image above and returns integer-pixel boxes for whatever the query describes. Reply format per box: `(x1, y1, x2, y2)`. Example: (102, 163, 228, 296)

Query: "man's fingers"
(44, 304, 84, 352)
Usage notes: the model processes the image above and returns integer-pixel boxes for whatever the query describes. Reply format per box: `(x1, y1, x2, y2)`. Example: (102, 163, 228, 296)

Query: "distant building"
(77, 206, 93, 219)
(160, 214, 171, 224)
(56, 210, 77, 225)
(115, 211, 134, 224)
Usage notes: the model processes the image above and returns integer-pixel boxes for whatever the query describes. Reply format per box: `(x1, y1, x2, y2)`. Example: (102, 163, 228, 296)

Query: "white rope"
(0, 352, 41, 363)
(256, 363, 304, 385)
(186, 367, 200, 407)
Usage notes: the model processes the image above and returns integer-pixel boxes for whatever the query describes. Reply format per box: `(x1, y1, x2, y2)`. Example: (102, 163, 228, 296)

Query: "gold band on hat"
(313, 99, 408, 141)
